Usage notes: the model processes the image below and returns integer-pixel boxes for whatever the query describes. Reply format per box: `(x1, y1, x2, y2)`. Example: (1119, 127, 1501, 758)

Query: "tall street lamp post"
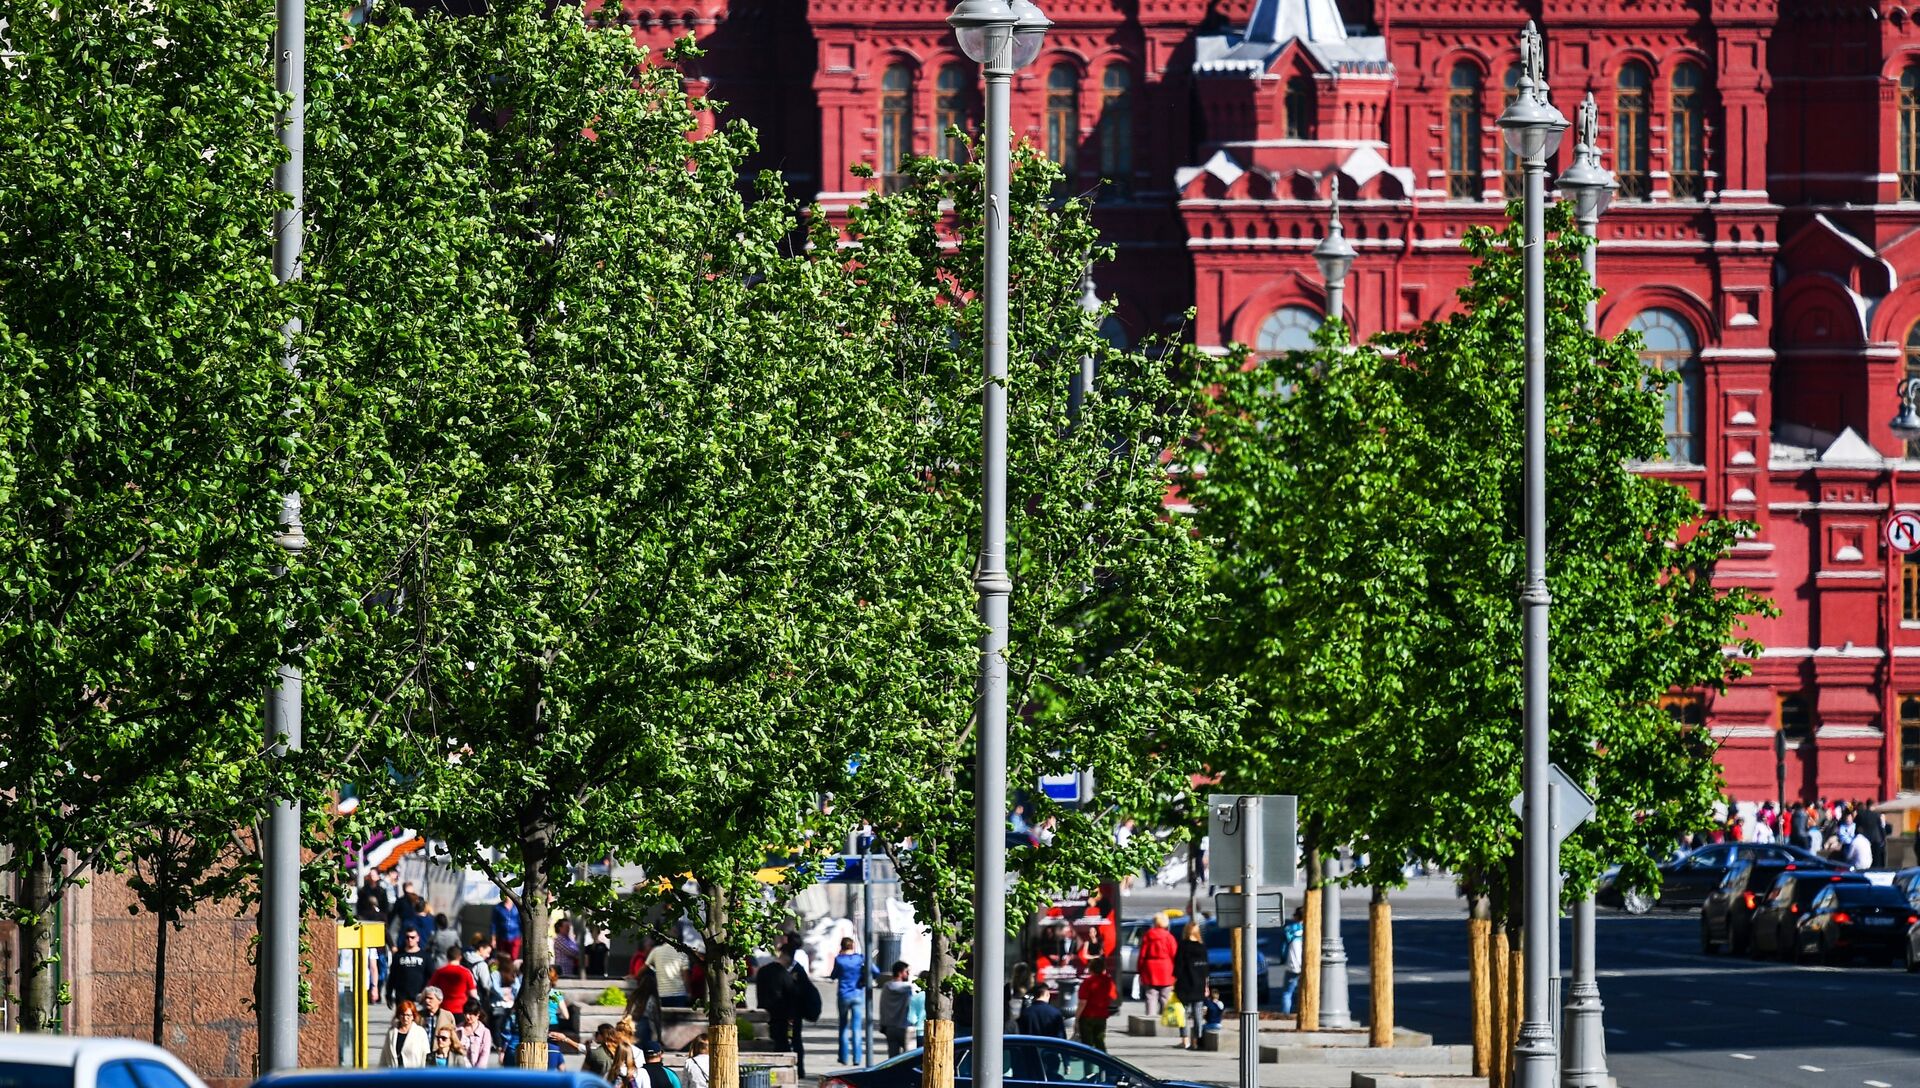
(947, 6, 1049, 1088)
(1309, 189, 1357, 1031)
(1495, 22, 1568, 1088)
(262, 0, 306, 1069)
(1553, 91, 1614, 1088)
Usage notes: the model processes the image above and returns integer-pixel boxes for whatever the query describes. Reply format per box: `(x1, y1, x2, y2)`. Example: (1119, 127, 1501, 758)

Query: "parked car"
(1890, 866, 1920, 909)
(1599, 842, 1831, 914)
(1700, 856, 1838, 954)
(819, 1035, 1214, 1088)
(1793, 882, 1919, 965)
(0, 1035, 211, 1088)
(1748, 869, 1872, 959)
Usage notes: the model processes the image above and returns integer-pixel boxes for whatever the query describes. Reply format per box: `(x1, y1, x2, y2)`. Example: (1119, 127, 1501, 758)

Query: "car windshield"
(0, 1064, 73, 1088)
(1836, 885, 1909, 907)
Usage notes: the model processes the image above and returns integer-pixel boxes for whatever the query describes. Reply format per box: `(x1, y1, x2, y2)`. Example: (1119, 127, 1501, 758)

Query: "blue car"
(818, 1035, 1213, 1088)
(254, 1073, 607, 1088)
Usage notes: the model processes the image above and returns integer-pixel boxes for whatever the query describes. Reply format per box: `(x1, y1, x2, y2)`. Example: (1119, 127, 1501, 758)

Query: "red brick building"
(596, 0, 1920, 808)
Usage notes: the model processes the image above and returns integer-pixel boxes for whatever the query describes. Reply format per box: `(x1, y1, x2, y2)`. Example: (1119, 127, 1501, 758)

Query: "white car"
(0, 1035, 210, 1088)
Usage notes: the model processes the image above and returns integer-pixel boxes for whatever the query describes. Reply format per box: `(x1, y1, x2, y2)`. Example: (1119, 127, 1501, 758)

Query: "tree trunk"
(1489, 926, 1509, 1088)
(18, 850, 58, 1032)
(1298, 840, 1321, 1031)
(1468, 896, 1491, 1078)
(1505, 943, 1524, 1088)
(153, 909, 172, 1046)
(922, 911, 954, 1088)
(1367, 888, 1391, 1048)
(703, 881, 739, 1088)
(515, 821, 555, 1069)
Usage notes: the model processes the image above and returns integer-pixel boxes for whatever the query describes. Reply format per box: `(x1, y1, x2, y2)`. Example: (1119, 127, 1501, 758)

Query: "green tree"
(1182, 203, 1770, 910)
(302, 5, 927, 1074)
(0, 0, 313, 1029)
(828, 147, 1234, 1083)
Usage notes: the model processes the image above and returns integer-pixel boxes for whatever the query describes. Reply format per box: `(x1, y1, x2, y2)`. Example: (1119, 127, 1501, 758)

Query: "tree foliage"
(1182, 204, 1770, 910)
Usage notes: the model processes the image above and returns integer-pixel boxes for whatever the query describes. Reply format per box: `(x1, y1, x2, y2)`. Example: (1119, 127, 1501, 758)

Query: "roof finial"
(1577, 91, 1598, 159)
(1521, 21, 1547, 101)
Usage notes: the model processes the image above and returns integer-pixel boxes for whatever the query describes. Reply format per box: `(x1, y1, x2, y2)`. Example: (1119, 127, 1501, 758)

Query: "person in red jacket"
(426, 953, 478, 1016)
(1136, 913, 1179, 1019)
(1075, 956, 1119, 1051)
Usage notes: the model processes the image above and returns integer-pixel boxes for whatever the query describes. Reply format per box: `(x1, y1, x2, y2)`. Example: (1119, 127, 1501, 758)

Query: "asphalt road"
(1330, 909, 1920, 1088)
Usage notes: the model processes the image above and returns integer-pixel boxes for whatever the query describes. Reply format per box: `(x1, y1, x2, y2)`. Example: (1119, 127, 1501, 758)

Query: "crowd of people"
(1699, 797, 1895, 869)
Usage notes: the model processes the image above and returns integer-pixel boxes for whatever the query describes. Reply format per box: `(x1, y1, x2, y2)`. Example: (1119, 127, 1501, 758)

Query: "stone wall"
(67, 872, 339, 1088)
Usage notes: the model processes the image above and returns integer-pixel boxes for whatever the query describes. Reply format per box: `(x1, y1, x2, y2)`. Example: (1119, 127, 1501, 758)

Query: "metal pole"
(1238, 798, 1261, 1088)
(1317, 854, 1351, 1029)
(262, 0, 305, 1066)
(1071, 273, 1097, 419)
(1560, 194, 1610, 1088)
(1327, 278, 1345, 338)
(1514, 85, 1558, 1088)
(863, 836, 875, 1068)
(970, 33, 1014, 1088)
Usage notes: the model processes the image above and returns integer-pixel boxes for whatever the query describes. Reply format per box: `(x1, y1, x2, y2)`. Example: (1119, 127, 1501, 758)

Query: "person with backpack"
(786, 941, 822, 1079)
(1279, 907, 1306, 1015)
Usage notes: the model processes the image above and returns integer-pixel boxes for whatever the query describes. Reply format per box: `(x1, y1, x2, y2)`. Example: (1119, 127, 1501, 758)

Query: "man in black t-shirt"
(386, 927, 432, 1009)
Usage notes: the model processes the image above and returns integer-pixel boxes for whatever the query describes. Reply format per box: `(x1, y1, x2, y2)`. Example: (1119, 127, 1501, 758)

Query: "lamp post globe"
(1312, 195, 1357, 291)
(1557, 153, 1614, 224)
(948, 0, 1015, 64)
(1893, 379, 1920, 442)
(1009, 0, 1052, 71)
(1499, 90, 1569, 163)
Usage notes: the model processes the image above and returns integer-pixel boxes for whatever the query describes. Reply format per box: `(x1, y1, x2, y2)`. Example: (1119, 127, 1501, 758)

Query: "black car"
(819, 1036, 1213, 1088)
(1749, 869, 1872, 959)
(1700, 856, 1838, 954)
(1892, 866, 1920, 910)
(1795, 882, 1918, 964)
(1599, 842, 1831, 914)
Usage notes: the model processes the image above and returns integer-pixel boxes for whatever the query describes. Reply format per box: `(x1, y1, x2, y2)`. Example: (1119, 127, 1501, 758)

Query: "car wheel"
(1906, 943, 1920, 974)
(1700, 920, 1718, 955)
(1621, 889, 1654, 915)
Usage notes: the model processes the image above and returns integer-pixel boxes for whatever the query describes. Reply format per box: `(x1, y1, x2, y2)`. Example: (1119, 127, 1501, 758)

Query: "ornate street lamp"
(1495, 21, 1568, 1088)
(1891, 378, 1920, 443)
(1312, 190, 1357, 341)
(948, 5, 1050, 1088)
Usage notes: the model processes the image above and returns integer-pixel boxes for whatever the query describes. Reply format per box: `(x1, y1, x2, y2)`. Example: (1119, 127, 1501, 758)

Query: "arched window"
(1616, 62, 1652, 200)
(1902, 66, 1920, 201)
(1286, 75, 1315, 140)
(1501, 65, 1522, 198)
(1256, 306, 1323, 356)
(1099, 65, 1134, 199)
(1046, 65, 1081, 181)
(1670, 62, 1708, 200)
(880, 64, 913, 191)
(1447, 62, 1484, 200)
(1631, 308, 1702, 462)
(935, 65, 977, 163)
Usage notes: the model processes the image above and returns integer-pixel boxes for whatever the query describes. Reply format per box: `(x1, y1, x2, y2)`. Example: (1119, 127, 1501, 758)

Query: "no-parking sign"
(1888, 510, 1920, 554)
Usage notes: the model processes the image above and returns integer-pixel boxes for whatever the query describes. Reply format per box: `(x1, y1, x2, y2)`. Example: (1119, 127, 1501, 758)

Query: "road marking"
(1730, 1054, 1755, 1061)
(1893, 1031, 1917, 1039)
(1665, 1041, 1685, 1049)
(1865, 1081, 1892, 1087)
(1800, 1066, 1826, 1073)
(1606, 1028, 1627, 1036)
(1409, 975, 1435, 982)
(1757, 1007, 1781, 1015)
(1825, 1018, 1849, 1026)
(1690, 999, 1713, 1006)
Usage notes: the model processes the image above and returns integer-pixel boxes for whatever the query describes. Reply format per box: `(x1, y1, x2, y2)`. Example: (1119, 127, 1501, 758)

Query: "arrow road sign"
(1509, 763, 1596, 847)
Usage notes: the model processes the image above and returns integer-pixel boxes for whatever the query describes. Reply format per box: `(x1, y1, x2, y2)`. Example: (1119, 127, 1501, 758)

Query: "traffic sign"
(1889, 510, 1920, 554)
(1208, 793, 1299, 888)
(1509, 763, 1596, 847)
(1214, 891, 1286, 929)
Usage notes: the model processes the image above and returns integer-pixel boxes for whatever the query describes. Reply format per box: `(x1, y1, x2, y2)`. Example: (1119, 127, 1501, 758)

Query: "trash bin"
(740, 1066, 772, 1088)
(876, 934, 903, 974)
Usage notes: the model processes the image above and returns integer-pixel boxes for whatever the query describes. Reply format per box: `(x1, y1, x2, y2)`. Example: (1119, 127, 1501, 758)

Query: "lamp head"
(1497, 22, 1569, 162)
(1311, 190, 1357, 288)
(1894, 381, 1920, 441)
(949, 0, 1016, 65)
(1008, 0, 1052, 71)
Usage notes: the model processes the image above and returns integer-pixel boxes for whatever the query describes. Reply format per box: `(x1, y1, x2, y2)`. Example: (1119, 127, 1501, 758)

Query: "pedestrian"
(1198, 984, 1224, 1041)
(1015, 983, 1065, 1038)
(639, 1043, 681, 1088)
(493, 893, 524, 962)
(554, 918, 583, 978)
(385, 928, 431, 1010)
(1856, 799, 1888, 868)
(610, 1017, 646, 1088)
(1172, 922, 1210, 1051)
(1074, 956, 1118, 1051)
(490, 958, 521, 1056)
(1279, 908, 1306, 1015)
(1006, 962, 1034, 1026)
(1790, 803, 1811, 850)
(1848, 822, 1874, 869)
(583, 1024, 620, 1083)
(381, 1000, 430, 1068)
(430, 912, 460, 968)
(829, 936, 867, 1065)
(419, 985, 457, 1037)
(427, 947, 479, 1016)
(427, 1024, 470, 1068)
(458, 1002, 493, 1068)
(783, 945, 820, 1078)
(877, 960, 915, 1058)
(648, 937, 691, 1007)
(683, 1034, 710, 1088)
(626, 965, 663, 1050)
(1137, 912, 1178, 1018)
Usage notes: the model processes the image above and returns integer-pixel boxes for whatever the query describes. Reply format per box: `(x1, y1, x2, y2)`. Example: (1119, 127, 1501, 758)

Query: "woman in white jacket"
(381, 1000, 431, 1068)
